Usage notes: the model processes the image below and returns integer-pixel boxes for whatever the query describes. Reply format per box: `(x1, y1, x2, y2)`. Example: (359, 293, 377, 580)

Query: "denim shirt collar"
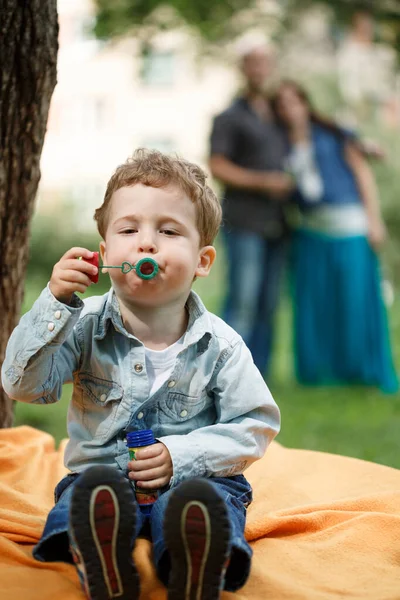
(94, 288, 212, 354)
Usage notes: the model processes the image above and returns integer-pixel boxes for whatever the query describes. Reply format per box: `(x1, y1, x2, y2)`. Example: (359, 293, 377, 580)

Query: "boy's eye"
(160, 229, 177, 236)
(121, 228, 137, 234)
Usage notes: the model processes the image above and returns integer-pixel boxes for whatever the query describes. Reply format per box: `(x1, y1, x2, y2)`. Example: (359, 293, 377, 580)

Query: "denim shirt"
(2, 286, 280, 487)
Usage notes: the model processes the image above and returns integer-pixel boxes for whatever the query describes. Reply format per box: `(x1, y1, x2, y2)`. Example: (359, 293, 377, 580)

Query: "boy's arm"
(158, 339, 280, 487)
(1, 285, 83, 404)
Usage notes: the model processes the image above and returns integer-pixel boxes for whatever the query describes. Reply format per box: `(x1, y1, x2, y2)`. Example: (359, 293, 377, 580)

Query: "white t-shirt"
(144, 335, 185, 396)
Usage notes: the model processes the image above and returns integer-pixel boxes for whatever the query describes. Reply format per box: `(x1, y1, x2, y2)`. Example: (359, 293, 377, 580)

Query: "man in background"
(209, 44, 293, 378)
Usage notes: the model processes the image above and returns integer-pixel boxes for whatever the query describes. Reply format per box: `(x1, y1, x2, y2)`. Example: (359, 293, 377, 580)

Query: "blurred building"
(38, 0, 239, 227)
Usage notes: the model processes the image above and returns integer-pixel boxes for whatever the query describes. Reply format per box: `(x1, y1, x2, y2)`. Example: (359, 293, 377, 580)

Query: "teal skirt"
(291, 229, 398, 393)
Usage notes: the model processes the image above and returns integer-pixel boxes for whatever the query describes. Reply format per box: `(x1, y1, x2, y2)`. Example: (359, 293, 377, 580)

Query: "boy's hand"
(128, 442, 173, 489)
(49, 247, 98, 304)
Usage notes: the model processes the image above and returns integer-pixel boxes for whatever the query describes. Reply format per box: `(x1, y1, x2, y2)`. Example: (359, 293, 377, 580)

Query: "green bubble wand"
(84, 252, 159, 283)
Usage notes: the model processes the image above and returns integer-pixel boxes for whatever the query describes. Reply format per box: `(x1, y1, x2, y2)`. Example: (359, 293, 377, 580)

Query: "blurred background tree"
(0, 1, 58, 427)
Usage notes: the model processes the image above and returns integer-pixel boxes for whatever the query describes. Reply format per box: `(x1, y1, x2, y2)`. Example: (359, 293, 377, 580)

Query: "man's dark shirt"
(210, 97, 288, 238)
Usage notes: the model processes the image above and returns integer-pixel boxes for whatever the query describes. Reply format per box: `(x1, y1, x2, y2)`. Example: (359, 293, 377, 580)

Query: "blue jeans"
(223, 226, 287, 376)
(33, 472, 253, 592)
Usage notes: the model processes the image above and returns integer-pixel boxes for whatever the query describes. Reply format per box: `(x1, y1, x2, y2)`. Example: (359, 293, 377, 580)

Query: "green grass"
(14, 250, 400, 468)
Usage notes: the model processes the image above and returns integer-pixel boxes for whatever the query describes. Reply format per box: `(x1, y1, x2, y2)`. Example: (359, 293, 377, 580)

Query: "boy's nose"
(137, 234, 157, 254)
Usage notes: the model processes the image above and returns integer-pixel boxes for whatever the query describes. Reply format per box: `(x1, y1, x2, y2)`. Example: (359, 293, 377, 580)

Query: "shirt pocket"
(160, 391, 212, 422)
(77, 374, 123, 442)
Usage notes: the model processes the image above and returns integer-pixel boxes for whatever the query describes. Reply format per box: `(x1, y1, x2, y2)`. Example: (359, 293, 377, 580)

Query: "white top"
(144, 335, 185, 396)
(287, 141, 324, 203)
(287, 141, 368, 237)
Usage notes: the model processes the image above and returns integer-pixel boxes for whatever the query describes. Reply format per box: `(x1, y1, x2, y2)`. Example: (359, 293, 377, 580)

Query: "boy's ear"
(195, 246, 216, 278)
(99, 241, 107, 272)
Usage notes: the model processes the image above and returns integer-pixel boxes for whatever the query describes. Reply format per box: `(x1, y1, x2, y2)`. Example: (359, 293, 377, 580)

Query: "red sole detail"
(92, 488, 122, 596)
(183, 504, 209, 589)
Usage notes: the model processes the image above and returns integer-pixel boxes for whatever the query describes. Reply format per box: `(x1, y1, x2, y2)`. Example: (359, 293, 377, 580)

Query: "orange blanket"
(0, 426, 399, 599)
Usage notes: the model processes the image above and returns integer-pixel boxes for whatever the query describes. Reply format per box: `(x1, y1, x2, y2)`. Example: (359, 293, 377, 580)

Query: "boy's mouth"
(138, 261, 155, 275)
(134, 257, 160, 280)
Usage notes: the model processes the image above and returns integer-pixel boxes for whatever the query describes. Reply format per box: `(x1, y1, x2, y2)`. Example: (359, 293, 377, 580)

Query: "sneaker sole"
(164, 478, 231, 600)
(70, 466, 139, 600)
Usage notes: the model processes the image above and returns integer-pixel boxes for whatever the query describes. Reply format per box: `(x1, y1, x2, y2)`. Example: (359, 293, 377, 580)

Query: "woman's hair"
(270, 79, 347, 140)
(94, 148, 222, 247)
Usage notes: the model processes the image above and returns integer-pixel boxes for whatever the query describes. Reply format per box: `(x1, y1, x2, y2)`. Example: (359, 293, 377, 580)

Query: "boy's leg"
(33, 472, 80, 562)
(152, 475, 253, 599)
(69, 466, 141, 600)
(212, 475, 253, 591)
(34, 466, 145, 600)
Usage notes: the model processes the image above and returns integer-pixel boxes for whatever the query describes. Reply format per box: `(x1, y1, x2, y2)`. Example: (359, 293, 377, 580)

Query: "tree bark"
(0, 1, 58, 427)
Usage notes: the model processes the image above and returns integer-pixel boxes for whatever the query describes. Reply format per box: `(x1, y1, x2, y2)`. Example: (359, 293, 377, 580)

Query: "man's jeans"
(222, 226, 287, 376)
(33, 472, 253, 592)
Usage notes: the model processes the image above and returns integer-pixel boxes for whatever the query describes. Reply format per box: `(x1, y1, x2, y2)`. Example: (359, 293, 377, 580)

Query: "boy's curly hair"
(94, 148, 222, 246)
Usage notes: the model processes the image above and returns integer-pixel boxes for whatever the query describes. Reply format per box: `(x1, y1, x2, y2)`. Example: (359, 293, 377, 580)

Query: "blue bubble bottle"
(126, 429, 159, 515)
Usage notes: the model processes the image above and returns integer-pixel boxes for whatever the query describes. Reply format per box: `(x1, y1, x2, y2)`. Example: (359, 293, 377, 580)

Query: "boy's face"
(100, 183, 216, 309)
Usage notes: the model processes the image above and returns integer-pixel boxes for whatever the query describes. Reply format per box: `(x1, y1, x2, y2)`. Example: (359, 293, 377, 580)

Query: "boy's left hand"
(128, 442, 173, 489)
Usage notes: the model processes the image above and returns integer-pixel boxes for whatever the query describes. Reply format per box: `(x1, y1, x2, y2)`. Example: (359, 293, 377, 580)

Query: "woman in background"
(271, 80, 398, 393)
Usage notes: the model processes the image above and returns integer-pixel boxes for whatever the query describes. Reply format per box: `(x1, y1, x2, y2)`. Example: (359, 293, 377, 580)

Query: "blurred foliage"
(93, 0, 400, 60)
(286, 0, 399, 17)
(282, 0, 400, 50)
(93, 0, 275, 47)
(374, 158, 400, 286)
(27, 210, 101, 283)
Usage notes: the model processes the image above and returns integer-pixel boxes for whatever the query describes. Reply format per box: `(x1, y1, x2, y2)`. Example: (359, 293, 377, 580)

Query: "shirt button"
(48, 322, 55, 332)
(180, 409, 188, 418)
(134, 363, 143, 373)
(137, 412, 144, 419)
(167, 380, 176, 388)
(54, 310, 62, 320)
(99, 394, 107, 402)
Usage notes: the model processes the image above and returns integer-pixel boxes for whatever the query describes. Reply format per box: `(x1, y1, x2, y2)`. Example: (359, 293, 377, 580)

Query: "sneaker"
(69, 466, 139, 600)
(164, 478, 231, 600)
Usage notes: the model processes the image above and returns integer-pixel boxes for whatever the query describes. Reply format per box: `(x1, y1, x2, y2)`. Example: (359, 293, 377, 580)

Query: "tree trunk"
(0, 1, 58, 427)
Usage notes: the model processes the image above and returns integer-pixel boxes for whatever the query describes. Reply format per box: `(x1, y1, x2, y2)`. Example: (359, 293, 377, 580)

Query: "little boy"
(2, 149, 280, 599)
